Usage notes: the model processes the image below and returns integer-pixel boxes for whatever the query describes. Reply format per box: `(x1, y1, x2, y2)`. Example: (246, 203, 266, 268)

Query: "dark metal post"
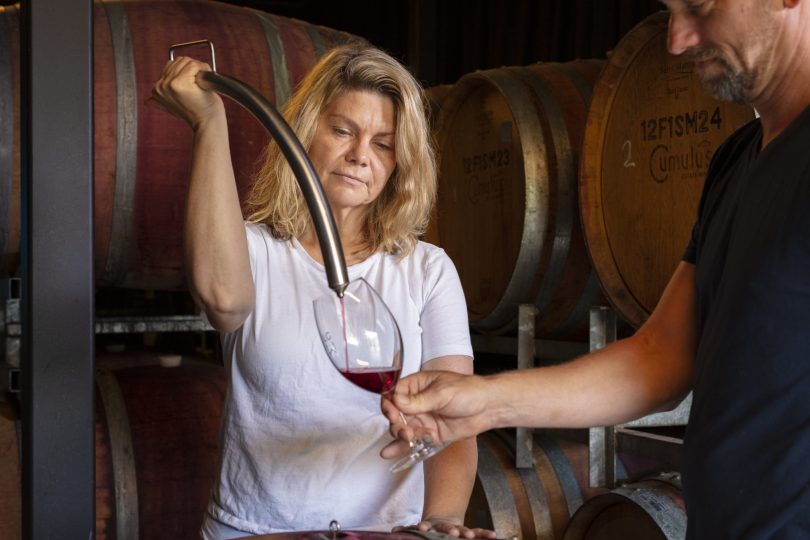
(21, 0, 95, 537)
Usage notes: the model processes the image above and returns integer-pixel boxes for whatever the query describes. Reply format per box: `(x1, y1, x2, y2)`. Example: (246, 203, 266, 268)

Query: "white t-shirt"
(208, 222, 473, 535)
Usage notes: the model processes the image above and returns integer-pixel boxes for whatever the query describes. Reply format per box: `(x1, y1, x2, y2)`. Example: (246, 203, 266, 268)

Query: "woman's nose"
(346, 140, 369, 165)
(667, 13, 701, 56)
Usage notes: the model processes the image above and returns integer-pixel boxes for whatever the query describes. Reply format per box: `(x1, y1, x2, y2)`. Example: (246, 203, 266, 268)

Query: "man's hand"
(380, 371, 492, 460)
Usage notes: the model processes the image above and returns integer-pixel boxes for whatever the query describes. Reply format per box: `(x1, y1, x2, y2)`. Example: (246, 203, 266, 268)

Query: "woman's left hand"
(393, 517, 497, 539)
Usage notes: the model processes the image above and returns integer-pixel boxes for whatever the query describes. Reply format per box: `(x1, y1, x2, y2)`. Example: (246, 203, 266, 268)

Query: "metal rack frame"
(474, 304, 688, 487)
(20, 1, 96, 537)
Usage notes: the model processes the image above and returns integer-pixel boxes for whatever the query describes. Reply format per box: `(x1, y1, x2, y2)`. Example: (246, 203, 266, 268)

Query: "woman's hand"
(148, 56, 225, 130)
(393, 517, 497, 539)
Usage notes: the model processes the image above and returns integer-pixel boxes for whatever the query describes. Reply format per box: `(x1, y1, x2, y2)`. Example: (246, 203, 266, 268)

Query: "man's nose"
(667, 13, 701, 55)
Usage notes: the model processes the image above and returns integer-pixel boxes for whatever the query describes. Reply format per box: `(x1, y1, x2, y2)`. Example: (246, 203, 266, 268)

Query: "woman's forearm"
(185, 113, 255, 331)
(421, 436, 477, 524)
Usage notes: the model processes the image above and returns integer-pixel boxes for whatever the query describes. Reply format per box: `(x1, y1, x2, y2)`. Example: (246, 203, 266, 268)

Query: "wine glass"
(313, 277, 448, 472)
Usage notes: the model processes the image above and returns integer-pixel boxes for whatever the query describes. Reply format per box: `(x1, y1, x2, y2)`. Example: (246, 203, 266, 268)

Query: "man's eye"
(685, 0, 711, 16)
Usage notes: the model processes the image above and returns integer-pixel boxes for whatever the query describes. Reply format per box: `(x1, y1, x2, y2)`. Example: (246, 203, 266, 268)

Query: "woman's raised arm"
(151, 57, 255, 331)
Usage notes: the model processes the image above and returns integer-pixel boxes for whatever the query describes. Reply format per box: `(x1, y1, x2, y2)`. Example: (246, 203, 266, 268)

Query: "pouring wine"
(313, 277, 449, 472)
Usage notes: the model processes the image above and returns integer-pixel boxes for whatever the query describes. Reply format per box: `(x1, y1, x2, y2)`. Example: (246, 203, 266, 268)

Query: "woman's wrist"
(192, 104, 228, 133)
(421, 514, 465, 526)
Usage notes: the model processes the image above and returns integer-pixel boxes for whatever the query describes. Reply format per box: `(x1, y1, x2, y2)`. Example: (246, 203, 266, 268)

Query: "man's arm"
(382, 262, 698, 452)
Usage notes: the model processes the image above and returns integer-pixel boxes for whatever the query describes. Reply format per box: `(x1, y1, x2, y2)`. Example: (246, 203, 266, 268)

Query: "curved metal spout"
(193, 70, 349, 297)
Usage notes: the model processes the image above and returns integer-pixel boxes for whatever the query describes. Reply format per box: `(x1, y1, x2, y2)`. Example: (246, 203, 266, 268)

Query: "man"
(381, 1, 810, 538)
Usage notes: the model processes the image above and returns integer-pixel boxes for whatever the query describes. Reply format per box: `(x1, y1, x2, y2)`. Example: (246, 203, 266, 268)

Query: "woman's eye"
(333, 126, 351, 136)
(375, 142, 394, 151)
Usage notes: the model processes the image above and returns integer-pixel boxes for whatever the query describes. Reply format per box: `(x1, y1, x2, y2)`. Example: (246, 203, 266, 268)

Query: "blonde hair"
(245, 43, 436, 257)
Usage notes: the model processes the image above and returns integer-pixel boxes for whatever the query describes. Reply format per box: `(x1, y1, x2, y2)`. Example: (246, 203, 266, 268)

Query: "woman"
(151, 44, 491, 539)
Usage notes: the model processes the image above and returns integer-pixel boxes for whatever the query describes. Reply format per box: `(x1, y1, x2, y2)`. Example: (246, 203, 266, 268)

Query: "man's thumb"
(394, 389, 436, 414)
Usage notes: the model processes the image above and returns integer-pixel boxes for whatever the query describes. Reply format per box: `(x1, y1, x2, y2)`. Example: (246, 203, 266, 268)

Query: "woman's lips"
(335, 172, 366, 184)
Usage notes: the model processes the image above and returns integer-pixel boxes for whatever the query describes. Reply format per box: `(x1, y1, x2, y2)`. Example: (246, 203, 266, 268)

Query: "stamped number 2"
(622, 140, 636, 168)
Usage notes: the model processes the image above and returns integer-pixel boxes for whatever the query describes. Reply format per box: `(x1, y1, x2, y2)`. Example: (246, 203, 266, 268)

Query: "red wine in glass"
(314, 277, 446, 472)
(340, 368, 401, 394)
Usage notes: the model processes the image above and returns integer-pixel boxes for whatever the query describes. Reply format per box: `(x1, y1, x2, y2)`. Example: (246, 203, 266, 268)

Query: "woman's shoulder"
(245, 221, 288, 242)
(244, 222, 295, 255)
(398, 240, 457, 274)
(407, 239, 445, 259)
(245, 221, 270, 236)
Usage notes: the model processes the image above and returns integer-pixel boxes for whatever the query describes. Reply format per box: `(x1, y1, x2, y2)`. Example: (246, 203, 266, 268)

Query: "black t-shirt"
(682, 105, 810, 539)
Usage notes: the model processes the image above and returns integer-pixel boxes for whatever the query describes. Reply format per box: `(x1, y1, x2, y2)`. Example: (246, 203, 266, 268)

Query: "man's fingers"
(392, 369, 475, 415)
(391, 372, 442, 414)
(380, 394, 403, 424)
(380, 438, 412, 459)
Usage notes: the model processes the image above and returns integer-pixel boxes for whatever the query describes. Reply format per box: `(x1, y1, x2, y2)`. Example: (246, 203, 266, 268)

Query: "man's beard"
(687, 48, 755, 104)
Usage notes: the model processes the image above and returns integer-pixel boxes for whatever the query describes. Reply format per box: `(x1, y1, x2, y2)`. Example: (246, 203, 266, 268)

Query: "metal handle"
(169, 41, 349, 296)
(169, 39, 217, 72)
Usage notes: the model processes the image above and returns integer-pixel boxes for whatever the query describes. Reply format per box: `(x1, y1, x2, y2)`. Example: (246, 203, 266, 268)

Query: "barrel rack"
(1, 278, 21, 394)
(471, 304, 689, 491)
(1, 277, 215, 394)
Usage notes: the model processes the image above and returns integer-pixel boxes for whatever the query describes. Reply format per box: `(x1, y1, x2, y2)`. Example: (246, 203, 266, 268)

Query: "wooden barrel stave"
(95, 363, 227, 539)
(517, 62, 605, 337)
(435, 60, 605, 338)
(579, 12, 755, 328)
(0, 392, 21, 539)
(0, 360, 226, 540)
(421, 83, 454, 246)
(466, 430, 610, 540)
(562, 473, 686, 540)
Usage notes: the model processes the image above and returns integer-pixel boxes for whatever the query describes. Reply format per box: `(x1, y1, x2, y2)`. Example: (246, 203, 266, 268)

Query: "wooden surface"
(579, 11, 756, 328)
(562, 475, 685, 540)
(0, 361, 226, 540)
(95, 362, 226, 539)
(422, 83, 454, 246)
(466, 430, 608, 540)
(0, 393, 21, 540)
(434, 60, 605, 337)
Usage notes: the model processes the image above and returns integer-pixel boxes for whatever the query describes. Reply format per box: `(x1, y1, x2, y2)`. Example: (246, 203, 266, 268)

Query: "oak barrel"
(562, 473, 685, 540)
(434, 60, 606, 338)
(0, 361, 227, 540)
(466, 430, 615, 540)
(422, 83, 454, 247)
(0, 0, 359, 289)
(425, 83, 454, 130)
(579, 11, 755, 328)
(0, 392, 21, 539)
